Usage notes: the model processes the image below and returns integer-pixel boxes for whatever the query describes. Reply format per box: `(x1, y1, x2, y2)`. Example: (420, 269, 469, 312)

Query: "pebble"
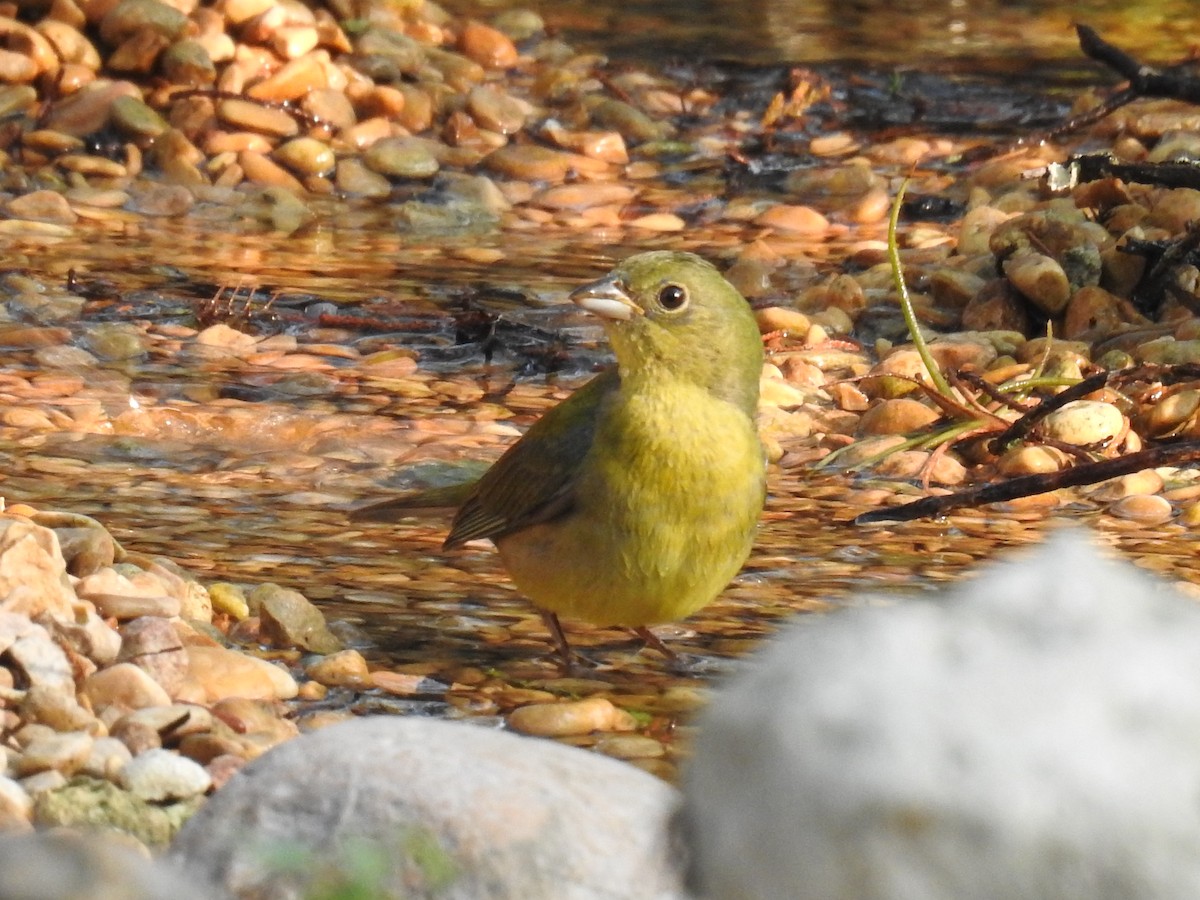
(1040, 400, 1125, 446)
(1109, 494, 1174, 525)
(507, 697, 637, 737)
(305, 649, 370, 688)
(120, 748, 212, 802)
(857, 398, 940, 436)
(484, 144, 608, 181)
(184, 645, 299, 702)
(83, 663, 173, 713)
(756, 204, 830, 235)
(15, 730, 93, 777)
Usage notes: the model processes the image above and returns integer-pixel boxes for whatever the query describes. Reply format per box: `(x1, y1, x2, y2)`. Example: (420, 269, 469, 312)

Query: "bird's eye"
(657, 283, 688, 311)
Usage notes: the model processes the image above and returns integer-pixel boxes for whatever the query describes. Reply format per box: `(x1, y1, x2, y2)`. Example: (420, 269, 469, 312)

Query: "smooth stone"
(6, 631, 75, 695)
(117, 616, 187, 694)
(1040, 400, 1125, 446)
(19, 684, 96, 733)
(15, 730, 94, 777)
(363, 136, 441, 180)
(1003, 251, 1071, 314)
(507, 697, 637, 737)
(273, 136, 335, 177)
(7, 190, 78, 225)
(184, 645, 298, 702)
(0, 519, 78, 620)
(171, 716, 685, 899)
(857, 397, 940, 436)
(305, 648, 370, 687)
(483, 144, 608, 181)
(120, 747, 212, 801)
(1109, 494, 1174, 525)
(251, 583, 342, 654)
(83, 662, 173, 713)
(684, 531, 1200, 899)
(458, 19, 518, 69)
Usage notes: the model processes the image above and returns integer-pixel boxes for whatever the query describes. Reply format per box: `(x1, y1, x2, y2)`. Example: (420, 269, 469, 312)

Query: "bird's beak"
(569, 274, 644, 321)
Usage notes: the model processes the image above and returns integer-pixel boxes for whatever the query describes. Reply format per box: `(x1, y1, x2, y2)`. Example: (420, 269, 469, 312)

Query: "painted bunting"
(354, 251, 766, 665)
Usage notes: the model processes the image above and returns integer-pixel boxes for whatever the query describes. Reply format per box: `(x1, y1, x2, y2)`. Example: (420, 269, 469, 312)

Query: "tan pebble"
(203, 130, 272, 155)
(507, 697, 631, 737)
(42, 80, 139, 137)
(6, 191, 77, 225)
(593, 734, 665, 760)
(957, 205, 1014, 256)
(1180, 501, 1200, 527)
(809, 132, 857, 156)
(996, 445, 1069, 477)
(459, 20, 518, 69)
(207, 582, 249, 618)
(218, 98, 299, 138)
(14, 731, 93, 777)
(929, 268, 986, 309)
(847, 186, 890, 223)
(878, 450, 966, 485)
(466, 85, 526, 135)
(861, 348, 935, 398)
(757, 204, 829, 235)
(858, 398, 940, 436)
(271, 24, 318, 60)
(756, 306, 810, 335)
(1040, 400, 1124, 446)
(370, 671, 427, 695)
(238, 150, 305, 192)
(1003, 252, 1071, 315)
(0, 17, 58, 75)
(759, 376, 809, 409)
(301, 87, 355, 131)
(1085, 470, 1164, 502)
(334, 158, 391, 198)
(1143, 390, 1200, 437)
(79, 736, 132, 780)
(19, 685, 95, 733)
(363, 136, 440, 179)
(35, 20, 100, 70)
(82, 663, 172, 713)
(88, 593, 180, 619)
(1109, 494, 1173, 525)
(628, 212, 684, 232)
(273, 137, 335, 177)
(484, 144, 608, 181)
(0, 84, 37, 118)
(185, 645, 298, 702)
(296, 680, 326, 701)
(304, 649, 369, 688)
(57, 153, 126, 177)
(827, 381, 870, 412)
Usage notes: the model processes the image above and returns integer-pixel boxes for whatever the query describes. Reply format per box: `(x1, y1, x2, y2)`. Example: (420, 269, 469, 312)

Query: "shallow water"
(5, 1, 1200, 775)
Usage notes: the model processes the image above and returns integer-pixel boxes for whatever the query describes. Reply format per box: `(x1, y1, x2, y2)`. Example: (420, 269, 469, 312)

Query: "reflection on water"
(445, 0, 1198, 68)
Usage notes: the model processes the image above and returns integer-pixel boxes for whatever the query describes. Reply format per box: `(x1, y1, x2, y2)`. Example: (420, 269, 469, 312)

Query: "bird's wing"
(444, 367, 618, 548)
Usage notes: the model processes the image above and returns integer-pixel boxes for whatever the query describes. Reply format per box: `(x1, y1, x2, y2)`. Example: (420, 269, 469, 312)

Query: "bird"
(352, 251, 766, 667)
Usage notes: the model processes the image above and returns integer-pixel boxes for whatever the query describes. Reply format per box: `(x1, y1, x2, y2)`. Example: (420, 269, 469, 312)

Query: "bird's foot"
(632, 625, 678, 661)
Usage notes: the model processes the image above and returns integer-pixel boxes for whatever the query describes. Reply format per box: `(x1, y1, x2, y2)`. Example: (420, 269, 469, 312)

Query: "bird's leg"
(633, 625, 678, 661)
(540, 609, 576, 671)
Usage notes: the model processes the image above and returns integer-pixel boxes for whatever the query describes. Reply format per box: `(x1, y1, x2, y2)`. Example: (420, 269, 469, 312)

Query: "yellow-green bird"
(353, 251, 766, 666)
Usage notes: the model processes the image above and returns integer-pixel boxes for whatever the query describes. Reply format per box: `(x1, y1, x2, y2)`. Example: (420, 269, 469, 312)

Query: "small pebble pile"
(0, 502, 363, 846)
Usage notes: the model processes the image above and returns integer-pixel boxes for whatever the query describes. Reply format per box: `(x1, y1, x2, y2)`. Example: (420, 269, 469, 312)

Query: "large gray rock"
(682, 529, 1200, 900)
(172, 716, 685, 899)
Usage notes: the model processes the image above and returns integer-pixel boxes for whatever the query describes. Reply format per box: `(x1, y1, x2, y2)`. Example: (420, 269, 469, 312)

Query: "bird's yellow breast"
(496, 378, 765, 627)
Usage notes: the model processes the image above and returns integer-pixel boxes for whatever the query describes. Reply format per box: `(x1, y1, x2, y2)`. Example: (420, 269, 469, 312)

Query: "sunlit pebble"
(1109, 494, 1174, 525)
(809, 132, 859, 157)
(996, 445, 1070, 477)
(628, 212, 684, 232)
(756, 204, 829, 235)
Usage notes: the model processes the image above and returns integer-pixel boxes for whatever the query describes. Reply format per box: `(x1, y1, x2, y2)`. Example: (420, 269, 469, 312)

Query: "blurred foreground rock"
(171, 715, 686, 899)
(682, 529, 1200, 900)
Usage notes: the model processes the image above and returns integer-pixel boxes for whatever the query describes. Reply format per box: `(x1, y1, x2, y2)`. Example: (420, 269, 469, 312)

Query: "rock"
(6, 629, 75, 695)
(0, 830, 221, 900)
(1040, 400, 1126, 446)
(184, 645, 298, 702)
(251, 583, 342, 653)
(857, 397, 940, 436)
(117, 616, 187, 695)
(508, 697, 639, 737)
(19, 684, 96, 733)
(82, 662, 173, 713)
(0, 518, 78, 620)
(305, 648, 370, 687)
(172, 716, 684, 899)
(683, 531, 1200, 900)
(32, 777, 201, 847)
(120, 747, 212, 801)
(14, 730, 93, 777)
